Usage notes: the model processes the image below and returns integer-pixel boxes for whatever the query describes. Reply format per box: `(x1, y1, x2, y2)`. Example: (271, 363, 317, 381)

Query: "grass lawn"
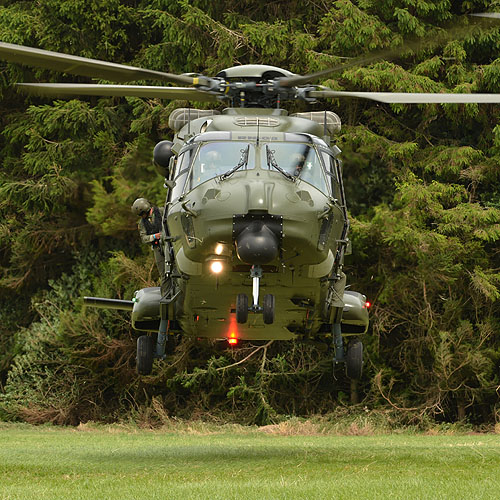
(0, 423, 499, 499)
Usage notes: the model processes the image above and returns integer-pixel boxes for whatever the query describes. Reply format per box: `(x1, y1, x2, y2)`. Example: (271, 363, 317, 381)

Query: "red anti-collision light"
(365, 301, 372, 309)
(228, 316, 238, 345)
(228, 327, 238, 345)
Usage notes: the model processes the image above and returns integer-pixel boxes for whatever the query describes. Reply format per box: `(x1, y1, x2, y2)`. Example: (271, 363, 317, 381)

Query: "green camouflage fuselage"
(165, 108, 355, 340)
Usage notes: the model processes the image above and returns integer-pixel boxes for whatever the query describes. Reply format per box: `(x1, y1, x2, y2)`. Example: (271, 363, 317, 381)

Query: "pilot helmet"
(131, 198, 151, 217)
(292, 153, 305, 164)
(204, 149, 221, 164)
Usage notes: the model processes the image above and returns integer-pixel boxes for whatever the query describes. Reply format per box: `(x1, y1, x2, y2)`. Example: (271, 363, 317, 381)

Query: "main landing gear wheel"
(345, 339, 363, 380)
(236, 293, 248, 324)
(263, 294, 275, 324)
(137, 335, 154, 375)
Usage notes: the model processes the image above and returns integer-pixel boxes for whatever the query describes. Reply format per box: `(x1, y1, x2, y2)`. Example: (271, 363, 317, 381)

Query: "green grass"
(0, 423, 499, 499)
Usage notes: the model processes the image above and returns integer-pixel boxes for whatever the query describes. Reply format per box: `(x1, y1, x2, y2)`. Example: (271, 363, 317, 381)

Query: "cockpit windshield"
(261, 143, 328, 193)
(187, 141, 254, 189)
(181, 140, 329, 195)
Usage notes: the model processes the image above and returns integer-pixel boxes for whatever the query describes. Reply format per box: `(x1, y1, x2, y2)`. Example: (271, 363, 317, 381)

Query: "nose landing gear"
(236, 265, 275, 324)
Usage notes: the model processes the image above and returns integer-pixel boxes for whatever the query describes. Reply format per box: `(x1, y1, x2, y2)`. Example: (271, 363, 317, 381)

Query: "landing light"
(215, 244, 224, 255)
(210, 260, 224, 274)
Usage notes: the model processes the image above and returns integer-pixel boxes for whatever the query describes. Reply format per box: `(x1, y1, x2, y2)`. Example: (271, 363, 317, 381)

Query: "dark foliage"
(0, 0, 499, 426)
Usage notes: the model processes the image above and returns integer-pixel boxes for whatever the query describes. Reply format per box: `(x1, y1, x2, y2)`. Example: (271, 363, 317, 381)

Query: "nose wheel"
(236, 265, 275, 324)
(236, 293, 248, 323)
(262, 293, 275, 324)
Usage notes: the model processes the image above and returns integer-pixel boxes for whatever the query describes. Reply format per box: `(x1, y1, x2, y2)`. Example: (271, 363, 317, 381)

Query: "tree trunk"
(457, 400, 466, 421)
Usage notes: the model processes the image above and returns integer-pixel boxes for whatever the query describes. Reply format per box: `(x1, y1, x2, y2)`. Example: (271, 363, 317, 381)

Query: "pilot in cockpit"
(290, 150, 326, 191)
(196, 148, 222, 184)
(291, 153, 306, 177)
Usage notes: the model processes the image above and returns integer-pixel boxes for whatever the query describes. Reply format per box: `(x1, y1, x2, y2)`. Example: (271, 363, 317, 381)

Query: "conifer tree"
(0, 0, 499, 425)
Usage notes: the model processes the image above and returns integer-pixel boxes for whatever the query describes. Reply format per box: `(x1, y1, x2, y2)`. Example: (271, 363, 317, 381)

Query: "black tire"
(236, 294, 248, 324)
(137, 335, 154, 375)
(263, 294, 275, 325)
(345, 339, 363, 380)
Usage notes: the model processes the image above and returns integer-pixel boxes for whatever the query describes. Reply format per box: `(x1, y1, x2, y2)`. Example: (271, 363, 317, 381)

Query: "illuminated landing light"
(210, 261, 224, 274)
(215, 244, 224, 255)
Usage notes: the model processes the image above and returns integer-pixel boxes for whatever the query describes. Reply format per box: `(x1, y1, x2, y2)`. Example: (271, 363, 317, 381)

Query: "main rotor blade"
(471, 13, 500, 19)
(309, 90, 500, 104)
(16, 83, 217, 101)
(0, 42, 195, 85)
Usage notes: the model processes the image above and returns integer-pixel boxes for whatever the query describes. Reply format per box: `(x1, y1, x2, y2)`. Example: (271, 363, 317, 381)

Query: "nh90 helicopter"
(2, 20, 499, 378)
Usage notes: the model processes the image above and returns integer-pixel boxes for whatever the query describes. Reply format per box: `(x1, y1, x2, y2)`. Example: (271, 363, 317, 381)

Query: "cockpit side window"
(186, 141, 254, 191)
(263, 143, 328, 194)
(170, 146, 196, 201)
(321, 152, 341, 200)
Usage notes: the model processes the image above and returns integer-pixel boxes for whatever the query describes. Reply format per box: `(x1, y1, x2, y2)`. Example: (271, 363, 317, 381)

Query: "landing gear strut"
(236, 265, 275, 324)
(250, 264, 262, 311)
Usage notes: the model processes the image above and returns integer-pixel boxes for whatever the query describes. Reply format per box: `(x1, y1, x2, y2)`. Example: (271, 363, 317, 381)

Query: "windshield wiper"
(266, 145, 295, 181)
(218, 145, 250, 181)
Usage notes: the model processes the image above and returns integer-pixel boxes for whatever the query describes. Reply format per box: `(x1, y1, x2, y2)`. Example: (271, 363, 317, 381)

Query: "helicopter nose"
(235, 221, 279, 265)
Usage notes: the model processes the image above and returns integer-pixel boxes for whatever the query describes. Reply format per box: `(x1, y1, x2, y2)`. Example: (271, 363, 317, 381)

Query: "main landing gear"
(136, 331, 176, 376)
(332, 327, 364, 380)
(236, 265, 275, 324)
(136, 282, 179, 376)
(345, 339, 363, 380)
(136, 335, 154, 375)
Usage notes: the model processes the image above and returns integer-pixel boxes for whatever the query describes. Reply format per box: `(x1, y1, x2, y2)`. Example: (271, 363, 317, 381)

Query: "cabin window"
(262, 143, 328, 194)
(186, 141, 254, 191)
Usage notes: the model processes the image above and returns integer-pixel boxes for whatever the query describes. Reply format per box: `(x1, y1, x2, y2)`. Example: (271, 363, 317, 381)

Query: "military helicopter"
(1, 20, 499, 378)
